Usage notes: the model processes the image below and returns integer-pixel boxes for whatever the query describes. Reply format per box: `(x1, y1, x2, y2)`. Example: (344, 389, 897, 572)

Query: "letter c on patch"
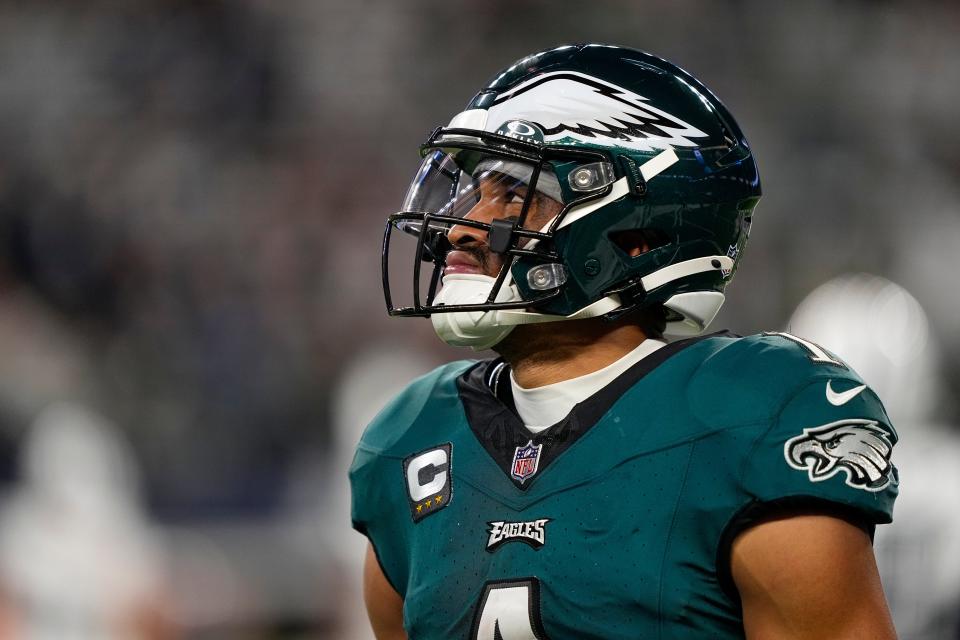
(406, 447, 449, 502)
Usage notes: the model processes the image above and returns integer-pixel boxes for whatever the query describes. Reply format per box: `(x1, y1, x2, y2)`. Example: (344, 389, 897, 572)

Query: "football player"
(351, 44, 898, 639)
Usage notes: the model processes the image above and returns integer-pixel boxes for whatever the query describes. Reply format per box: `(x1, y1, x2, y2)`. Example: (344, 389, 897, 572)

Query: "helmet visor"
(383, 148, 571, 316)
(399, 149, 565, 237)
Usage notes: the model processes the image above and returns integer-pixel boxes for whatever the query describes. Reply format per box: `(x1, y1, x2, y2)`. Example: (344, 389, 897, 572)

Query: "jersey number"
(765, 331, 846, 367)
(471, 579, 548, 639)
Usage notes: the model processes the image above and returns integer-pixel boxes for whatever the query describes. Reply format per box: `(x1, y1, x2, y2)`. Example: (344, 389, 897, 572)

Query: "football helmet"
(382, 44, 761, 348)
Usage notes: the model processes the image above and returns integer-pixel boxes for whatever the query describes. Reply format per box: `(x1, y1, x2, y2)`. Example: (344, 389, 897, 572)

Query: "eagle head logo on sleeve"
(784, 419, 896, 492)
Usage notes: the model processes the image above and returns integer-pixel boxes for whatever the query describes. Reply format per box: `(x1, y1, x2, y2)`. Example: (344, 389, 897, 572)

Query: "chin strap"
(495, 295, 622, 326)
(430, 274, 522, 350)
(431, 253, 734, 348)
(498, 254, 733, 328)
(430, 272, 622, 350)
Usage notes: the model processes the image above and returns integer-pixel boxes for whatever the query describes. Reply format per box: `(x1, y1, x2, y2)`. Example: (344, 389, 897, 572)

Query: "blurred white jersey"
(0, 403, 166, 640)
(873, 426, 960, 639)
(789, 273, 960, 639)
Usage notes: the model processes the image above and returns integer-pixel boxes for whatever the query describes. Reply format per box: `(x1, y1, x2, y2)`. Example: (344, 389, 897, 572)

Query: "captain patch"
(403, 443, 452, 522)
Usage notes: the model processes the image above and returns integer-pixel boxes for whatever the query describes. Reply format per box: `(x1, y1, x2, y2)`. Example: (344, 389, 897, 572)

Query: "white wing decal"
(486, 71, 710, 152)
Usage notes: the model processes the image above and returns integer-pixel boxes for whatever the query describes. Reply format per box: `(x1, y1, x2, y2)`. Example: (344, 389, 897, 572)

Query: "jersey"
(349, 331, 899, 639)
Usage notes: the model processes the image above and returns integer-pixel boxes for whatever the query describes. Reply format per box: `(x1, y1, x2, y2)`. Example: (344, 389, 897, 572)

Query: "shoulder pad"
(356, 359, 475, 456)
(688, 331, 869, 429)
(349, 359, 476, 594)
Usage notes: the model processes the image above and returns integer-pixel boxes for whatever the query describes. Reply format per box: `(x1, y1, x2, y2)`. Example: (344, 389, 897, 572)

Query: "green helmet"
(383, 44, 761, 348)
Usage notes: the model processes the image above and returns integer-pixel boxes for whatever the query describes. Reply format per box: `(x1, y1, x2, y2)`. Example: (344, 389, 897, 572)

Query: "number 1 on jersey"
(765, 331, 846, 368)
(471, 578, 549, 639)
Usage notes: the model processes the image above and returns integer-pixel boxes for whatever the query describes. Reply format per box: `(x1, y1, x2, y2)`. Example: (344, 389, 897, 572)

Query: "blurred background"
(0, 1, 958, 638)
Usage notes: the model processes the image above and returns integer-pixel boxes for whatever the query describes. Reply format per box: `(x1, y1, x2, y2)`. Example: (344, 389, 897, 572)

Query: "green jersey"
(349, 332, 898, 639)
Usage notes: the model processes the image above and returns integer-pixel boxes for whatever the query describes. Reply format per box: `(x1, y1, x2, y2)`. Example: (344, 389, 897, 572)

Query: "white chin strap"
(431, 256, 735, 349)
(431, 273, 621, 350)
(430, 274, 524, 350)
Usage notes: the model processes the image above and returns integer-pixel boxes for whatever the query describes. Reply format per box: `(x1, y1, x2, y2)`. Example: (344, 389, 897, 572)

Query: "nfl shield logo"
(511, 440, 543, 484)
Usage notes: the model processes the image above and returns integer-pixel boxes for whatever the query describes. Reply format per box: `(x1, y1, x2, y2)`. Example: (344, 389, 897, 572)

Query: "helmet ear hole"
(609, 229, 670, 258)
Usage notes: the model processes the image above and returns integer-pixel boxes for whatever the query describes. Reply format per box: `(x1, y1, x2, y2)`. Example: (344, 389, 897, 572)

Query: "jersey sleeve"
(740, 377, 899, 525)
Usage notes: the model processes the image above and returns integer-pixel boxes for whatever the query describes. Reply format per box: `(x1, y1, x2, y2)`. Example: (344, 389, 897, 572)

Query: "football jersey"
(349, 331, 898, 639)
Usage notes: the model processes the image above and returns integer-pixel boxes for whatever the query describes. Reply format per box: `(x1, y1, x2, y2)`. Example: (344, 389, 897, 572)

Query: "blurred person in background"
(789, 273, 960, 640)
(0, 403, 173, 639)
(350, 44, 898, 639)
(318, 346, 439, 639)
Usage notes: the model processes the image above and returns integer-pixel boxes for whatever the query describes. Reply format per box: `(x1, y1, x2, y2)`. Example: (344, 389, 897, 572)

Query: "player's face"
(444, 174, 564, 278)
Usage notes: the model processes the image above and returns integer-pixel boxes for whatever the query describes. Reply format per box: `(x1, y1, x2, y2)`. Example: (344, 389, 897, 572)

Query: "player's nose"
(446, 201, 499, 248)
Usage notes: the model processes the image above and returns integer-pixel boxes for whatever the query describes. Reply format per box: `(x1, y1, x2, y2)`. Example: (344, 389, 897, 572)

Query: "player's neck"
(495, 319, 651, 389)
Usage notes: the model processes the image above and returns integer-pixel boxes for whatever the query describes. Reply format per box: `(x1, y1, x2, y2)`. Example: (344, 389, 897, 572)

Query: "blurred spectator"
(789, 274, 960, 640)
(0, 403, 172, 639)
(306, 344, 439, 639)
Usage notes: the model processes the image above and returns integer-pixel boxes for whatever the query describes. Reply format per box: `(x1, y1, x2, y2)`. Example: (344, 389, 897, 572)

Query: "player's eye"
(504, 189, 527, 206)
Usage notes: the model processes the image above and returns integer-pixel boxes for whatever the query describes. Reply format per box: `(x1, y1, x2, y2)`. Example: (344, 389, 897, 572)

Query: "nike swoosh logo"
(826, 380, 867, 406)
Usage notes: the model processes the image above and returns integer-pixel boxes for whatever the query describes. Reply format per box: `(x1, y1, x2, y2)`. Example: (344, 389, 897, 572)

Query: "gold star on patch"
(416, 504, 423, 513)
(425, 499, 432, 507)
(435, 495, 443, 503)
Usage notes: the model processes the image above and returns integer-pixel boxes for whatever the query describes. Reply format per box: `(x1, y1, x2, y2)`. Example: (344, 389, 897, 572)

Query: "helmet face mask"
(382, 44, 761, 346)
(383, 128, 616, 317)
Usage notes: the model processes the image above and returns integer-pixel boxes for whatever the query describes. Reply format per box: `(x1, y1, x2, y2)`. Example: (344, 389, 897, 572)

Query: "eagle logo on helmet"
(486, 70, 710, 152)
(784, 419, 895, 492)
